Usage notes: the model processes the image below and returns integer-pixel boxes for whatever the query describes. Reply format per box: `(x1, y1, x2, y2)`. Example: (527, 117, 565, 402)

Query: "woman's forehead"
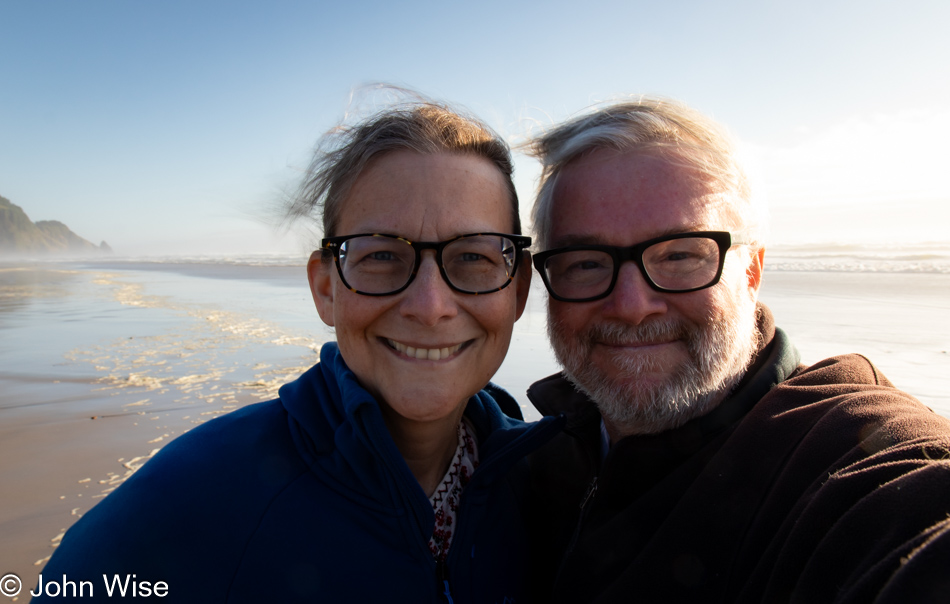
(336, 151, 515, 238)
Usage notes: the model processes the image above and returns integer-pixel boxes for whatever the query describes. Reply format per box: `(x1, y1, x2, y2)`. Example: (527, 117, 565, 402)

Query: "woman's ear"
(307, 250, 335, 327)
(514, 251, 532, 321)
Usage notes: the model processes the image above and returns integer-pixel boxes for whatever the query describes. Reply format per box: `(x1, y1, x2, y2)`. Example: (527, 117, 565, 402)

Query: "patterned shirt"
(428, 418, 479, 562)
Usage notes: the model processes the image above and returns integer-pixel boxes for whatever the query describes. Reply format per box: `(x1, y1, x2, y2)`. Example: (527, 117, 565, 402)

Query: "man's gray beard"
(548, 292, 761, 436)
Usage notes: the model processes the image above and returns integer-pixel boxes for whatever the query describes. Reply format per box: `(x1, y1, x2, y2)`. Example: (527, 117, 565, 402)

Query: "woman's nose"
(398, 252, 459, 325)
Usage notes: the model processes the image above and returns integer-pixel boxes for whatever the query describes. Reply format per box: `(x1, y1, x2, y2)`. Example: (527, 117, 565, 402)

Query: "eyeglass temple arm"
(730, 229, 759, 247)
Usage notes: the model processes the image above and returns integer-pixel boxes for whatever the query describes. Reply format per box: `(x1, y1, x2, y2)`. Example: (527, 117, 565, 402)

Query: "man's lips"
(584, 320, 690, 351)
(385, 338, 465, 361)
(596, 338, 679, 348)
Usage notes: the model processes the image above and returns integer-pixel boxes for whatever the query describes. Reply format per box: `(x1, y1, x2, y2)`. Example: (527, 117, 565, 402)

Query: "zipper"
(436, 559, 454, 604)
(553, 475, 599, 584)
(579, 476, 598, 510)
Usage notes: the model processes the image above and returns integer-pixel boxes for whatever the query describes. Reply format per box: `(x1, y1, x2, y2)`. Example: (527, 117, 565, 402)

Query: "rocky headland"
(0, 195, 112, 256)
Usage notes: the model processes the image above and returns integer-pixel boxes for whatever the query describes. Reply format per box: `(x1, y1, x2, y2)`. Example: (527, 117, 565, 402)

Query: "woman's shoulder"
(37, 400, 312, 599)
(156, 399, 295, 464)
(91, 400, 305, 515)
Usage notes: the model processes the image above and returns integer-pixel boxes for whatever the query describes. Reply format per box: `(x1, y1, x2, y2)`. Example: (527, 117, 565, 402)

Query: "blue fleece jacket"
(34, 343, 561, 603)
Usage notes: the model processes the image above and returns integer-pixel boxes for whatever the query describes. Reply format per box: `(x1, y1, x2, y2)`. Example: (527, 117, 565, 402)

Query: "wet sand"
(758, 270, 950, 412)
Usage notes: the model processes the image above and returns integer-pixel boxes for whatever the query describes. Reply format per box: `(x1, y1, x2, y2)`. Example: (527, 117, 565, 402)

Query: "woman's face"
(308, 150, 530, 425)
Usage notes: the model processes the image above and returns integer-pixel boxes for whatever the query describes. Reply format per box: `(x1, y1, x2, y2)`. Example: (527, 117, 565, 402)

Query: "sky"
(1, 0, 948, 257)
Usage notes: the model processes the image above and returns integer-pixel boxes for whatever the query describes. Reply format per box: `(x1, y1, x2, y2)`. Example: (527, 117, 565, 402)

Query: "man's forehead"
(548, 150, 728, 246)
(556, 149, 713, 195)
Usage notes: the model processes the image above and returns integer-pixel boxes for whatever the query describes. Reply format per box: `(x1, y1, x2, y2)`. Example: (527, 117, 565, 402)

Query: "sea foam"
(767, 241, 950, 273)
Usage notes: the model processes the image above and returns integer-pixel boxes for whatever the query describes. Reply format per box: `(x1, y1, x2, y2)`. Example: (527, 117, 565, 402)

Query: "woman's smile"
(384, 337, 467, 361)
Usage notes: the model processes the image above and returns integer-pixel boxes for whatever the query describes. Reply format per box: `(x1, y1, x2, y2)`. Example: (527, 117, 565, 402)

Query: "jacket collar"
(278, 343, 563, 503)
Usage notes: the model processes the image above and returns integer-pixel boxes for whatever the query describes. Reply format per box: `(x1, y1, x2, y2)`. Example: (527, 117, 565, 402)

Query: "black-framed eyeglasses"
(321, 232, 532, 296)
(532, 231, 751, 302)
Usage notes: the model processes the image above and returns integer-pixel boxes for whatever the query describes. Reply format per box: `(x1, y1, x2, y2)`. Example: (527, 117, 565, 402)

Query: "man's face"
(545, 150, 763, 438)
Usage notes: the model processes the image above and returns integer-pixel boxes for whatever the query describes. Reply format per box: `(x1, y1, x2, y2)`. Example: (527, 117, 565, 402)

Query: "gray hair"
(526, 96, 764, 250)
(287, 97, 520, 241)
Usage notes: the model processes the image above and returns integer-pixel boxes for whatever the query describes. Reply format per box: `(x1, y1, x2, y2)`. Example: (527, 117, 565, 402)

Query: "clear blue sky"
(2, 0, 948, 256)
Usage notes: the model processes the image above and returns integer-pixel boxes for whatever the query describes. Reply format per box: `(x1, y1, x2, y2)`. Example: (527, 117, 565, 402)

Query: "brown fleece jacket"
(524, 305, 950, 603)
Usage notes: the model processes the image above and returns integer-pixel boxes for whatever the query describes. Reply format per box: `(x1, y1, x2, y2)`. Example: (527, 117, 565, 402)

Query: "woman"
(35, 99, 561, 603)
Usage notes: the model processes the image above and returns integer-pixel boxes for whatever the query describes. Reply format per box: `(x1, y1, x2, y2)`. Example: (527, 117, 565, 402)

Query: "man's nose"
(398, 252, 458, 326)
(600, 261, 668, 324)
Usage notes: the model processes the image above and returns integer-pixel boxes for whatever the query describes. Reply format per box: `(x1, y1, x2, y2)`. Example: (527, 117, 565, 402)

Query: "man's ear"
(747, 246, 765, 294)
(307, 250, 335, 327)
(514, 251, 532, 321)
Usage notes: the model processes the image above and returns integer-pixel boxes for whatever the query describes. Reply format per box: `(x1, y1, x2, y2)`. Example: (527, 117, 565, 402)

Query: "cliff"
(0, 195, 112, 255)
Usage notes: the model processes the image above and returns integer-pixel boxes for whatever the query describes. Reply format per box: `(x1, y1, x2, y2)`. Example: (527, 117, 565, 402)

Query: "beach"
(2, 256, 949, 594)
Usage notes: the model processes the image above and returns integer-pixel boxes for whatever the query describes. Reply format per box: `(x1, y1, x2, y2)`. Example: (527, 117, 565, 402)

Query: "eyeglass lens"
(541, 236, 723, 299)
(338, 235, 518, 294)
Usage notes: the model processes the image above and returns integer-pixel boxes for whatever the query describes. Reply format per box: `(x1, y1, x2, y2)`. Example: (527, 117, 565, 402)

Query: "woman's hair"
(287, 92, 520, 240)
(525, 95, 765, 250)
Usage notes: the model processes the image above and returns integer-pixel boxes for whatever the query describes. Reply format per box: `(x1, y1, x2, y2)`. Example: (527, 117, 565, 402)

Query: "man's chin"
(589, 372, 669, 398)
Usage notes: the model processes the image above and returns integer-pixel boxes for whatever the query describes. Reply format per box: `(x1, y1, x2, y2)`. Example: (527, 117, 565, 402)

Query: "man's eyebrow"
(548, 234, 610, 248)
(548, 226, 714, 249)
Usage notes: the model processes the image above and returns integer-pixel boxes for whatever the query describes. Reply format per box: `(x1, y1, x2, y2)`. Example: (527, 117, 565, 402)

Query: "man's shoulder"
(773, 352, 946, 427)
(744, 353, 950, 602)
(747, 352, 950, 465)
(786, 352, 897, 389)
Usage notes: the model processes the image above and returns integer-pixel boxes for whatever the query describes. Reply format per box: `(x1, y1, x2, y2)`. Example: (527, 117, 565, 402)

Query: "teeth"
(387, 339, 462, 361)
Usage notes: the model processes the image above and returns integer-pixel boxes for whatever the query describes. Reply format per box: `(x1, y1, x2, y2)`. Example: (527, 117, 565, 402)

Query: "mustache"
(583, 320, 691, 347)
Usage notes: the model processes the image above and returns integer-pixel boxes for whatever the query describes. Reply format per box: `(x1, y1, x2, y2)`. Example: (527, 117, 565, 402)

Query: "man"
(523, 97, 950, 603)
